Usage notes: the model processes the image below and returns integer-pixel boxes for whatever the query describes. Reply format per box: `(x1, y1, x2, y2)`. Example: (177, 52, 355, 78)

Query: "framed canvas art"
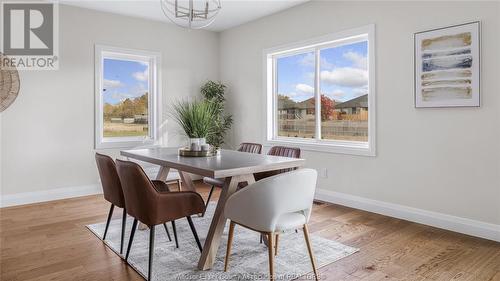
(414, 22, 480, 108)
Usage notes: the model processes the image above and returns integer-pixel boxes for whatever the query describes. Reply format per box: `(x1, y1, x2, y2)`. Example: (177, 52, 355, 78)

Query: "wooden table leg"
(156, 166, 170, 181)
(178, 171, 196, 192)
(197, 173, 255, 270)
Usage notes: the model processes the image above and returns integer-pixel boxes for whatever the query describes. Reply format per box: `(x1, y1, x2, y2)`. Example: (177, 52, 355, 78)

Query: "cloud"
(343, 51, 367, 70)
(109, 92, 134, 103)
(352, 85, 368, 97)
(280, 92, 312, 102)
(321, 67, 368, 87)
(103, 79, 124, 89)
(299, 53, 334, 69)
(295, 83, 314, 94)
(132, 69, 148, 81)
(326, 90, 346, 101)
(299, 53, 315, 67)
(128, 83, 148, 96)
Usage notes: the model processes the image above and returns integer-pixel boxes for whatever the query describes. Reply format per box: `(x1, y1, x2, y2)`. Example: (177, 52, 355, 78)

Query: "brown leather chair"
(115, 159, 205, 281)
(202, 142, 263, 216)
(95, 153, 175, 255)
(254, 146, 301, 181)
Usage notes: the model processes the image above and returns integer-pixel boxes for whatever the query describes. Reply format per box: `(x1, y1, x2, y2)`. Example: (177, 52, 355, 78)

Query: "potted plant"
(200, 81, 232, 152)
(171, 99, 217, 151)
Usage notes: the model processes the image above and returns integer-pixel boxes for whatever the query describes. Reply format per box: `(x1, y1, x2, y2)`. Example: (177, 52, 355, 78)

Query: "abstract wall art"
(414, 22, 480, 108)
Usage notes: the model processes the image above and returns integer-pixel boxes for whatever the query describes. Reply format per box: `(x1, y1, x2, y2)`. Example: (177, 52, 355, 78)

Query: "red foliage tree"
(321, 95, 334, 121)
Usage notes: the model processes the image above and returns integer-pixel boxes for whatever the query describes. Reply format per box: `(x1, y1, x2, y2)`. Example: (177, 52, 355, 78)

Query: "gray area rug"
(87, 203, 358, 280)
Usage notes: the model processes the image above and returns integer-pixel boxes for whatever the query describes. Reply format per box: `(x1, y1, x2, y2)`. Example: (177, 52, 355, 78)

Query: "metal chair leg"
(125, 219, 138, 261)
(120, 208, 126, 254)
(148, 225, 155, 281)
(202, 185, 215, 217)
(103, 204, 114, 240)
(171, 221, 179, 248)
(163, 223, 172, 242)
(186, 216, 202, 252)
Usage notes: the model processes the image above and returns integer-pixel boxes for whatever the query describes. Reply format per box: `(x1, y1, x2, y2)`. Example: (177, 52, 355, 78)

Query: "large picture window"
(265, 25, 375, 156)
(95, 45, 161, 149)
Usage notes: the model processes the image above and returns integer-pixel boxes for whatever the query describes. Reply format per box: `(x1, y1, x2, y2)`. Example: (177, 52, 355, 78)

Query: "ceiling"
(61, 0, 309, 32)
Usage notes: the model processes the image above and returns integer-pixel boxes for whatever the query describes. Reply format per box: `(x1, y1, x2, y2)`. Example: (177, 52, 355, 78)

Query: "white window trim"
(263, 24, 376, 156)
(94, 45, 162, 149)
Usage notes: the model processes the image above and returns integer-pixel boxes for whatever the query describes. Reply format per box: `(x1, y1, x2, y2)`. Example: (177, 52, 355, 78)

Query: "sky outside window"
(320, 41, 368, 103)
(276, 41, 368, 103)
(102, 58, 150, 138)
(103, 58, 149, 104)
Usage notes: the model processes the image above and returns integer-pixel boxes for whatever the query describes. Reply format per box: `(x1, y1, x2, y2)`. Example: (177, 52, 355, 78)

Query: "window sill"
(95, 137, 157, 150)
(264, 138, 375, 157)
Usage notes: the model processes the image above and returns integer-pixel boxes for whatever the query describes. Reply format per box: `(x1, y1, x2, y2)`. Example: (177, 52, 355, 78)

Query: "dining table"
(120, 146, 305, 270)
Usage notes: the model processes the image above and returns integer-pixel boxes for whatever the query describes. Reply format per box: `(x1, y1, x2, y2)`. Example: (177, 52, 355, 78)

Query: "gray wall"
(219, 1, 500, 225)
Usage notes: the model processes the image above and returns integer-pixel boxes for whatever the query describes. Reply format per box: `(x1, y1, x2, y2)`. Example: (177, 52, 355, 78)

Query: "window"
(95, 45, 161, 149)
(265, 25, 375, 156)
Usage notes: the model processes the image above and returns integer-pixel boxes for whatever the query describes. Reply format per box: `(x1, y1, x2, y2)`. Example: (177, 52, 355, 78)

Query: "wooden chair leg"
(120, 208, 126, 254)
(303, 224, 318, 281)
(186, 216, 202, 252)
(267, 232, 275, 281)
(224, 221, 236, 272)
(171, 220, 179, 248)
(125, 219, 138, 261)
(148, 225, 155, 281)
(103, 204, 114, 240)
(177, 179, 182, 191)
(274, 233, 279, 256)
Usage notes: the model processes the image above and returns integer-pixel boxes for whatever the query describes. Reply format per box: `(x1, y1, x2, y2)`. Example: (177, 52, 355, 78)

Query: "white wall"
(219, 1, 500, 228)
(0, 5, 219, 198)
(1, 1, 499, 240)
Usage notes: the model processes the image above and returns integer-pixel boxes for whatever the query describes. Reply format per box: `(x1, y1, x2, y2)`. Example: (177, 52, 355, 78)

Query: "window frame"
(94, 45, 161, 149)
(263, 24, 376, 156)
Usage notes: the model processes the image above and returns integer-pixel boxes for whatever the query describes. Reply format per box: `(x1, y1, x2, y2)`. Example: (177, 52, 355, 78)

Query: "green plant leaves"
(170, 100, 218, 138)
(170, 80, 232, 148)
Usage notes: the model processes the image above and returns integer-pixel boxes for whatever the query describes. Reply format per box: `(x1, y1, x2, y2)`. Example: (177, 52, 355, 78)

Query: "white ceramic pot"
(190, 138, 200, 145)
(189, 138, 206, 151)
(190, 144, 200, 151)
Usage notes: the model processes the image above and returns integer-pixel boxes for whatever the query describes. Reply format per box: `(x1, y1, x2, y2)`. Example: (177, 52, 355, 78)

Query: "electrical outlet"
(320, 168, 328, 178)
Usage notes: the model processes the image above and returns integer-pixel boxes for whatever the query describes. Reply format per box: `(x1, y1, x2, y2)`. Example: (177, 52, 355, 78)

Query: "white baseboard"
(0, 170, 196, 208)
(0, 184, 103, 208)
(315, 188, 500, 243)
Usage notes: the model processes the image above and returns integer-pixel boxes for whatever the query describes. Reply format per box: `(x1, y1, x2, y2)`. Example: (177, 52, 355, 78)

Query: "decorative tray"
(178, 147, 214, 157)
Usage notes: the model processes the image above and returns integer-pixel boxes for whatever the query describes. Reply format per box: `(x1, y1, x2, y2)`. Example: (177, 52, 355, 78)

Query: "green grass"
(103, 122, 148, 138)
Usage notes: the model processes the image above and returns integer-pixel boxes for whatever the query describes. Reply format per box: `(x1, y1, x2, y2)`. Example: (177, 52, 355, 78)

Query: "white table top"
(121, 147, 305, 178)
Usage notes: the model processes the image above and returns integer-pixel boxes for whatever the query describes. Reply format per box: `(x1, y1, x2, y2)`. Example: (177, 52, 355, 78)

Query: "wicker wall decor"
(0, 53, 20, 112)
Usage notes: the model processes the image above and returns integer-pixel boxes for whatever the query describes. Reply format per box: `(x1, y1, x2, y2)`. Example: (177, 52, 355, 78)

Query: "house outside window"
(264, 25, 376, 156)
(95, 45, 161, 149)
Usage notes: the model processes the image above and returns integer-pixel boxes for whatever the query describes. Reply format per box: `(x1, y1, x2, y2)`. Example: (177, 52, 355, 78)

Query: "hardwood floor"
(1, 182, 499, 281)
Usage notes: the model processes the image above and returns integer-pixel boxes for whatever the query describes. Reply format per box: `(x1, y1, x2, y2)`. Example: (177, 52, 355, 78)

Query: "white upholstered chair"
(223, 168, 319, 281)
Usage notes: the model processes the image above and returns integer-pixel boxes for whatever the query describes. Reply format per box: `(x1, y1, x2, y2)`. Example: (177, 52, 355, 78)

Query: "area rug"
(87, 203, 358, 280)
